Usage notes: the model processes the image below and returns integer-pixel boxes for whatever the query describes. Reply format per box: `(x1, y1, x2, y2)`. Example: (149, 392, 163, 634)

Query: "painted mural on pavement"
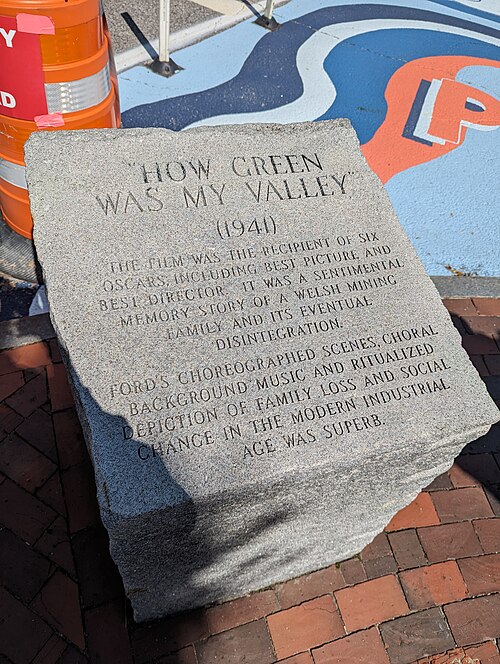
(119, 0, 500, 277)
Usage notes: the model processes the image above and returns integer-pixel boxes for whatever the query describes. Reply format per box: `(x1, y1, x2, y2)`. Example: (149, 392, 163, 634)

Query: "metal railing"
(151, 0, 279, 77)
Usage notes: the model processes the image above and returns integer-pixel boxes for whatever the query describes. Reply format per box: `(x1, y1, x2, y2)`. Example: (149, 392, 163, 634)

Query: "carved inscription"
(79, 146, 458, 464)
(94, 194, 454, 463)
(95, 152, 353, 214)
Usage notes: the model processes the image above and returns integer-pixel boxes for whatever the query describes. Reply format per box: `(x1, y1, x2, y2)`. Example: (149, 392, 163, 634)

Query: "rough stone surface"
(25, 121, 498, 621)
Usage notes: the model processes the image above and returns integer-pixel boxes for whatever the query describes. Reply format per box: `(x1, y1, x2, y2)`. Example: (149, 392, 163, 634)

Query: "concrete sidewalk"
(0, 297, 499, 663)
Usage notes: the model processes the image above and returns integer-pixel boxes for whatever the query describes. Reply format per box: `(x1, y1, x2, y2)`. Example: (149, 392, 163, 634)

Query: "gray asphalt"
(104, 0, 217, 53)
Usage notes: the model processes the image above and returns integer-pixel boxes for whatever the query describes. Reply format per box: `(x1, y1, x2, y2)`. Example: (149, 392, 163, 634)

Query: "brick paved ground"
(0, 297, 499, 664)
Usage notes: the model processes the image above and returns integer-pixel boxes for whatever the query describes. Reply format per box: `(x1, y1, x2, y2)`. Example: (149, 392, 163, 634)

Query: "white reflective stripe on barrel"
(0, 159, 27, 189)
(45, 62, 111, 114)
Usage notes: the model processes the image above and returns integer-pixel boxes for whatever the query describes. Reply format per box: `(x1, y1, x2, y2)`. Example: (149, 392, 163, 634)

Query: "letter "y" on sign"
(0, 27, 16, 47)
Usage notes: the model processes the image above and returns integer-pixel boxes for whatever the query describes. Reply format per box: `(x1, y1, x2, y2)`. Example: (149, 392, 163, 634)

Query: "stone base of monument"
(103, 438, 473, 621)
(25, 120, 498, 622)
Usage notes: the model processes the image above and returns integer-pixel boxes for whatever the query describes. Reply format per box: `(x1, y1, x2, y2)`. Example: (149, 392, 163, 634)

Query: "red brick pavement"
(0, 297, 499, 664)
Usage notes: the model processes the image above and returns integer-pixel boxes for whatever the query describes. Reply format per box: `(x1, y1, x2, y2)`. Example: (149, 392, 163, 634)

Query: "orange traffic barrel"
(0, 0, 120, 239)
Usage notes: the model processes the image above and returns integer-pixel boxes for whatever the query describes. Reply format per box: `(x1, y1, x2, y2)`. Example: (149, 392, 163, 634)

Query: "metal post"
(159, 0, 170, 63)
(149, 0, 181, 77)
(255, 0, 280, 31)
(263, 0, 275, 20)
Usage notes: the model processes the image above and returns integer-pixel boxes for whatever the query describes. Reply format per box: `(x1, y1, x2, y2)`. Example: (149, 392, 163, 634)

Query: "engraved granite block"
(25, 121, 498, 621)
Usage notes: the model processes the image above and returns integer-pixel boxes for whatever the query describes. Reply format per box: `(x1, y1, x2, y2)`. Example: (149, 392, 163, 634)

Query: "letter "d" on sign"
(0, 91, 16, 108)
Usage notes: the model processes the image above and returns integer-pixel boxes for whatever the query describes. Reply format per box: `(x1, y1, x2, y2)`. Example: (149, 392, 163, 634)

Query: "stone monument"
(25, 121, 498, 621)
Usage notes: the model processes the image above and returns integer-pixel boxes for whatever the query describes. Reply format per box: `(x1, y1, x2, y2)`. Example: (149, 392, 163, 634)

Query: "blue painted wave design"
(122, 4, 500, 131)
(430, 0, 500, 25)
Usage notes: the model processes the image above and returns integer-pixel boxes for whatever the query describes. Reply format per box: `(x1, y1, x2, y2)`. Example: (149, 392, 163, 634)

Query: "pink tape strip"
(16, 13, 55, 35)
(34, 113, 65, 128)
